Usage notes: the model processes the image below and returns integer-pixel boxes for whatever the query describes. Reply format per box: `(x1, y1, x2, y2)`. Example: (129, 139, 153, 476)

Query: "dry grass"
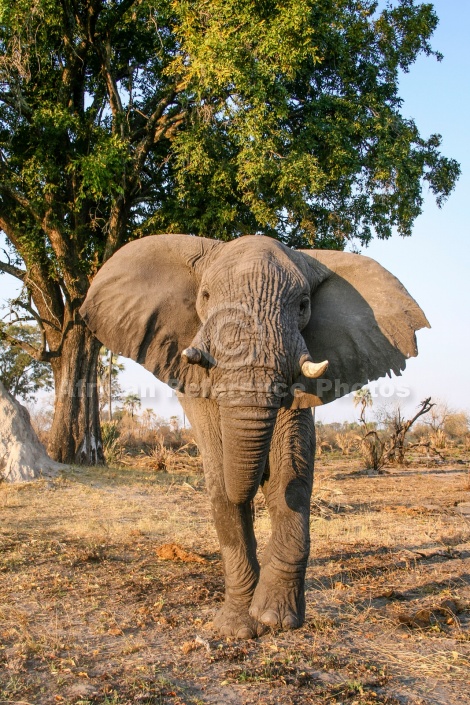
(118, 442, 202, 475)
(0, 456, 469, 705)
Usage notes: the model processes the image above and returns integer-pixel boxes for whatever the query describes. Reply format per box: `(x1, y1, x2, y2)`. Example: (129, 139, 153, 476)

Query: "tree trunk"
(108, 348, 112, 421)
(48, 323, 104, 465)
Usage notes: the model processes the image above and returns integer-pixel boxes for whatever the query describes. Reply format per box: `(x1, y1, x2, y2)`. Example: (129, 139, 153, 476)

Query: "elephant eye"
(201, 289, 210, 302)
(299, 297, 310, 315)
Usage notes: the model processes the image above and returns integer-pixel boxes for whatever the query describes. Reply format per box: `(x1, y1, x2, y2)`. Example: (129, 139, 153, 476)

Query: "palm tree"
(97, 347, 124, 420)
(123, 393, 141, 419)
(353, 388, 373, 427)
(142, 408, 157, 429)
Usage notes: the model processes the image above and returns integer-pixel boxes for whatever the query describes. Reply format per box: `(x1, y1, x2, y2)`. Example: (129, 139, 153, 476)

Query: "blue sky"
(318, 0, 470, 422)
(1, 1, 468, 423)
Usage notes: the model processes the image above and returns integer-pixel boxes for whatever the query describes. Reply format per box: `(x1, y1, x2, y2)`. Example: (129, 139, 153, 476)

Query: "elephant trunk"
(219, 405, 278, 505)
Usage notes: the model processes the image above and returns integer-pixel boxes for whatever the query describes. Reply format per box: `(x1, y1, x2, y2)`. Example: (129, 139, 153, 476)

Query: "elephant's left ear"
(293, 250, 430, 407)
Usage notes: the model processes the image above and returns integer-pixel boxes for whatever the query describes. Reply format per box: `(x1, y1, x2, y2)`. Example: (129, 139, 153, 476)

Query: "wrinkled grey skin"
(81, 234, 429, 638)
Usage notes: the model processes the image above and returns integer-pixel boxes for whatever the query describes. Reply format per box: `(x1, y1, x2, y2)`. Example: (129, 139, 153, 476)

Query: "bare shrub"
(429, 428, 447, 450)
(103, 407, 200, 470)
(28, 395, 54, 446)
(119, 436, 202, 473)
(360, 430, 386, 472)
(444, 412, 469, 444)
(334, 431, 357, 456)
(378, 399, 436, 466)
(411, 402, 469, 451)
(408, 422, 429, 443)
(424, 400, 452, 434)
(315, 440, 333, 456)
(315, 422, 333, 456)
(353, 388, 387, 472)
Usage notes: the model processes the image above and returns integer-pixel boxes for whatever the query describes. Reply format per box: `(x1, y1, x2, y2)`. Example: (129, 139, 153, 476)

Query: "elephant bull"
(80, 234, 428, 638)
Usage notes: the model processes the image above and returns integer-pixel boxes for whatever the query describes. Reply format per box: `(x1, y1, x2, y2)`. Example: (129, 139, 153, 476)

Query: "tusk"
(182, 347, 203, 364)
(182, 347, 217, 368)
(301, 359, 329, 379)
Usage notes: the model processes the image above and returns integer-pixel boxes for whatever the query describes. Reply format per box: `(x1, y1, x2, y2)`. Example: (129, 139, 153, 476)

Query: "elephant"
(80, 234, 428, 638)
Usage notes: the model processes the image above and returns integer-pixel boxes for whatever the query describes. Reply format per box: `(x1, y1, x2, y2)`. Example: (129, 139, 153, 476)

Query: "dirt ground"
(1, 454, 469, 705)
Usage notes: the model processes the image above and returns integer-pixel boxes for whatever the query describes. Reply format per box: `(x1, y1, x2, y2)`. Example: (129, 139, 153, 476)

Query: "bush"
(101, 421, 121, 463)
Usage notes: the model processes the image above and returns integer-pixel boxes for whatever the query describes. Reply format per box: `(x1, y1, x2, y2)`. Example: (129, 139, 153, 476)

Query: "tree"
(123, 392, 141, 419)
(142, 407, 157, 430)
(381, 397, 435, 465)
(353, 388, 373, 427)
(0, 1, 460, 463)
(0, 0, 186, 463)
(0, 322, 52, 401)
(419, 400, 469, 448)
(97, 347, 124, 420)
(354, 387, 385, 471)
(444, 412, 469, 443)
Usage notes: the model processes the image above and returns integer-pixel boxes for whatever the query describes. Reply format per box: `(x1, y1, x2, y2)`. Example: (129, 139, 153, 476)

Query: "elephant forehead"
(205, 244, 308, 295)
(222, 235, 295, 265)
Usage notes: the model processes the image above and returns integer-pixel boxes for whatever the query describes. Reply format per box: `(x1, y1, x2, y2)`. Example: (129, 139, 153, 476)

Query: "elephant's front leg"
(250, 407, 315, 630)
(181, 398, 265, 639)
(210, 494, 266, 638)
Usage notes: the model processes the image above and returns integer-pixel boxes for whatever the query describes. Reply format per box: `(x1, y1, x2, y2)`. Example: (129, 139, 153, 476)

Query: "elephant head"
(80, 234, 428, 502)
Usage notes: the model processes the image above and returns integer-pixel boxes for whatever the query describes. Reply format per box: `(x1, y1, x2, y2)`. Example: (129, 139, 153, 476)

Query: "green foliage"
(0, 0, 461, 459)
(0, 0, 460, 269)
(0, 323, 52, 400)
(67, 134, 130, 205)
(101, 420, 121, 463)
(157, 0, 460, 245)
(101, 421, 121, 448)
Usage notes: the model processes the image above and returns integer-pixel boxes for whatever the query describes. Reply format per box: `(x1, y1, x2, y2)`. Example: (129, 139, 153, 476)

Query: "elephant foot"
(213, 600, 268, 639)
(249, 569, 305, 630)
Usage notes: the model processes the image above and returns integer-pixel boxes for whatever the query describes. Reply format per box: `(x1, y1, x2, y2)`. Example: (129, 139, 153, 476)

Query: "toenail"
(282, 614, 298, 629)
(260, 609, 279, 626)
(256, 622, 269, 637)
(236, 626, 253, 639)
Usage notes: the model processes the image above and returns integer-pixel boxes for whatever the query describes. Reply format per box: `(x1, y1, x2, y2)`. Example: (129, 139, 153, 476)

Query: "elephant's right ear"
(80, 234, 222, 389)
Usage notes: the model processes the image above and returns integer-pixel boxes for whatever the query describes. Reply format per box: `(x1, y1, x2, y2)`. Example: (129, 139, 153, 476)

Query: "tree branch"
(0, 91, 33, 120)
(0, 213, 26, 258)
(0, 184, 41, 226)
(0, 259, 26, 281)
(406, 397, 435, 430)
(0, 212, 66, 340)
(0, 328, 51, 362)
(102, 194, 130, 262)
(93, 0, 134, 37)
(155, 113, 186, 142)
(102, 90, 184, 260)
(39, 193, 88, 298)
(132, 91, 179, 173)
(408, 441, 446, 461)
(12, 298, 48, 354)
(97, 38, 124, 130)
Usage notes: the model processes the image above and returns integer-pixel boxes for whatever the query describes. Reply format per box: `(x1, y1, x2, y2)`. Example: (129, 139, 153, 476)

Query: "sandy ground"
(0, 455, 469, 704)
